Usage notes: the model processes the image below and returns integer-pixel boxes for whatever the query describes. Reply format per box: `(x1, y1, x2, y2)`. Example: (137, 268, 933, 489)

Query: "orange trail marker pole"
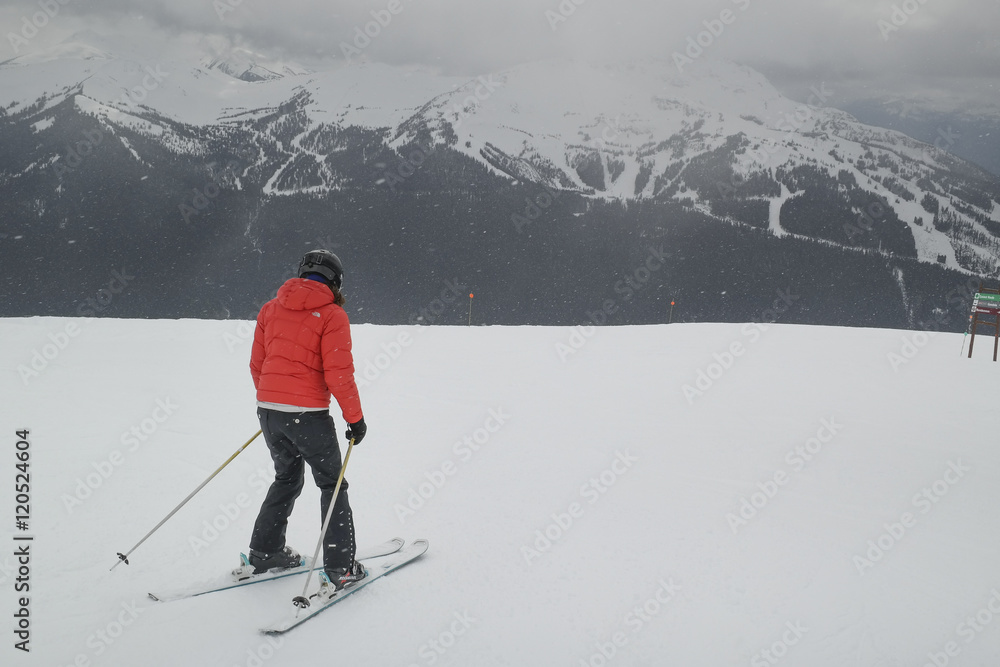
(668, 300, 676, 324)
(468, 293, 474, 326)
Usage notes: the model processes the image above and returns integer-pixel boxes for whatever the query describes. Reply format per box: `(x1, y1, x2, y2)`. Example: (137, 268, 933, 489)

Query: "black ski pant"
(250, 408, 356, 573)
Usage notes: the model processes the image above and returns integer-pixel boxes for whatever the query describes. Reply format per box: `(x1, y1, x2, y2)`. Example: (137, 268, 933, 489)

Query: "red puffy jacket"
(250, 278, 363, 424)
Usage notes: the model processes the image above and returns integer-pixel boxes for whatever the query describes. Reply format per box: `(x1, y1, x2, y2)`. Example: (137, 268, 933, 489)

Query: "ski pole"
(110, 429, 262, 571)
(293, 438, 355, 612)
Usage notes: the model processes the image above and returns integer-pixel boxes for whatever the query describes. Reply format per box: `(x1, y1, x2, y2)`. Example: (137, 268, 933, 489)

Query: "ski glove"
(345, 417, 367, 445)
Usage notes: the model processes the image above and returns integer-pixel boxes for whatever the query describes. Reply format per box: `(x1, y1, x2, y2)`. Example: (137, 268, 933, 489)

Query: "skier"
(247, 249, 368, 593)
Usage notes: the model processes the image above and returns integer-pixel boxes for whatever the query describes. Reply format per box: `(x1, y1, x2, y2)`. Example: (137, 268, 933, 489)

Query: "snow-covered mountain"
(843, 95, 1000, 179)
(199, 48, 312, 83)
(3, 35, 999, 274)
(2, 35, 999, 325)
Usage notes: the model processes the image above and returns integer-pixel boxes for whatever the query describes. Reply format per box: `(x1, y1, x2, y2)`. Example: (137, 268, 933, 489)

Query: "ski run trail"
(2, 317, 1000, 666)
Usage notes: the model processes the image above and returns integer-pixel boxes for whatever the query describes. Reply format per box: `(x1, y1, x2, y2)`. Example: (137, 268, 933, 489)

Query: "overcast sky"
(3, 0, 999, 109)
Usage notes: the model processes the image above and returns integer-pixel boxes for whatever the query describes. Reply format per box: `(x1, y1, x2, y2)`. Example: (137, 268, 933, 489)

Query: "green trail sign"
(968, 289, 1000, 360)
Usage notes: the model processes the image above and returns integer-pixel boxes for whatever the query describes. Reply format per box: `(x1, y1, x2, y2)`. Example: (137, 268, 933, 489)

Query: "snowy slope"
(3, 317, 1000, 666)
(412, 59, 809, 193)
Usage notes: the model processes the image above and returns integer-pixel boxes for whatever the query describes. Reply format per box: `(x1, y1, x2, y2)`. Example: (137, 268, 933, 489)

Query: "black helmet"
(298, 249, 344, 289)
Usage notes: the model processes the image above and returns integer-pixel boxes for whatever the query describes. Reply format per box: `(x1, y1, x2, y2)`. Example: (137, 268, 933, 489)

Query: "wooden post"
(994, 312, 999, 362)
(969, 309, 979, 358)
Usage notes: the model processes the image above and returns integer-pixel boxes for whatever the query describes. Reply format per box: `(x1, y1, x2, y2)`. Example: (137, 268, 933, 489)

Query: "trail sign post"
(967, 286, 1000, 361)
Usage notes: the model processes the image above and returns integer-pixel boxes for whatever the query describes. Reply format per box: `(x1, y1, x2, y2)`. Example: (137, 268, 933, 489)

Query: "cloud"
(3, 0, 998, 106)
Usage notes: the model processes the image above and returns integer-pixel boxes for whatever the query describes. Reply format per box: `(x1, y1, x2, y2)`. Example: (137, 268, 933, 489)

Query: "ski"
(148, 537, 405, 603)
(260, 538, 428, 635)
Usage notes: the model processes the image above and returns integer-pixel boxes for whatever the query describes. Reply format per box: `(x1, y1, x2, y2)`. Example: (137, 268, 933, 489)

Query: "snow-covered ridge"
(199, 46, 313, 82)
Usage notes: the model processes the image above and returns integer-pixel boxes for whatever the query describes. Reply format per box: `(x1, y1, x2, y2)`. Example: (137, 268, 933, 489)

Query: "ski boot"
(314, 561, 367, 599)
(232, 546, 303, 580)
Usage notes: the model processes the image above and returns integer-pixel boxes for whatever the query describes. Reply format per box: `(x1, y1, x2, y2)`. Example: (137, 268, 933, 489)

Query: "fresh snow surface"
(3, 318, 1000, 666)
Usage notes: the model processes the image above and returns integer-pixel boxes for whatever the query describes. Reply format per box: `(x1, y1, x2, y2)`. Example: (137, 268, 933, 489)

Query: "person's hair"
(331, 284, 346, 307)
